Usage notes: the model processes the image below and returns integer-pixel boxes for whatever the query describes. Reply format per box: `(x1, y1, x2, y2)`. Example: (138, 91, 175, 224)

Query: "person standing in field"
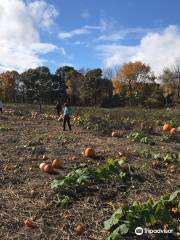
(0, 100, 3, 113)
(56, 101, 62, 116)
(63, 103, 72, 131)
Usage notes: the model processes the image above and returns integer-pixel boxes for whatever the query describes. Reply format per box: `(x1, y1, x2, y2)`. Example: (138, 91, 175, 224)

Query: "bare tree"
(173, 61, 180, 98)
(113, 65, 121, 79)
(159, 68, 175, 85)
(159, 68, 175, 106)
(102, 68, 113, 80)
(78, 68, 90, 76)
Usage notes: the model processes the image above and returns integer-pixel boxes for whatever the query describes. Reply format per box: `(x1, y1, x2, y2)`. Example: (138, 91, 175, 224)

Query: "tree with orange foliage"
(115, 61, 154, 106)
(0, 78, 2, 99)
(0, 71, 16, 102)
(112, 79, 122, 95)
(117, 61, 150, 83)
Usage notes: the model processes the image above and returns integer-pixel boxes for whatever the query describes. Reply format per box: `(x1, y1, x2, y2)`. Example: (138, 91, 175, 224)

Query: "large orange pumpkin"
(52, 159, 62, 169)
(84, 148, 95, 157)
(112, 132, 118, 137)
(170, 128, 176, 134)
(162, 124, 171, 131)
(43, 164, 53, 173)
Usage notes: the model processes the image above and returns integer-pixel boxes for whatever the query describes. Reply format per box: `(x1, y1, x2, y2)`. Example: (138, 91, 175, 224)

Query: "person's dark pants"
(0, 108, 2, 113)
(63, 115, 71, 131)
(56, 108, 60, 116)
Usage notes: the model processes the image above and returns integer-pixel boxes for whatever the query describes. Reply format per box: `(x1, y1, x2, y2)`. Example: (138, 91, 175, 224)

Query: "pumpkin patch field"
(0, 104, 180, 240)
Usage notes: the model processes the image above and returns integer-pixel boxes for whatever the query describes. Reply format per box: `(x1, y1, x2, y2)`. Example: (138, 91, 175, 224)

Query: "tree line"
(0, 61, 179, 108)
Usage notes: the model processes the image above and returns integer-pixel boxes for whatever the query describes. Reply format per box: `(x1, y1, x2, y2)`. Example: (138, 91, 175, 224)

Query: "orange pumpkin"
(39, 162, 46, 171)
(170, 128, 176, 134)
(74, 224, 84, 235)
(112, 132, 118, 137)
(52, 159, 62, 169)
(43, 164, 53, 173)
(162, 124, 171, 131)
(84, 148, 95, 158)
(24, 219, 33, 227)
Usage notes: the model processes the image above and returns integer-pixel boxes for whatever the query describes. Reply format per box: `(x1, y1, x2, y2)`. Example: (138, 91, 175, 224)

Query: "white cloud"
(59, 47, 66, 56)
(74, 41, 86, 45)
(97, 33, 124, 42)
(96, 44, 137, 66)
(96, 27, 153, 42)
(28, 0, 59, 31)
(131, 25, 180, 74)
(58, 27, 90, 39)
(58, 18, 114, 39)
(96, 25, 180, 75)
(74, 41, 82, 45)
(99, 17, 117, 32)
(84, 25, 102, 30)
(31, 42, 58, 54)
(0, 0, 60, 73)
(80, 9, 90, 20)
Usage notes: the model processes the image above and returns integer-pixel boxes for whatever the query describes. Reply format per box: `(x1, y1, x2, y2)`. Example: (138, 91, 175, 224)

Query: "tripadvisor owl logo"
(135, 227, 143, 235)
(135, 227, 174, 235)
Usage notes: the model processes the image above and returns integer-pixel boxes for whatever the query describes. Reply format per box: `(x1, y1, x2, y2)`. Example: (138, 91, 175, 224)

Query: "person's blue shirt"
(63, 106, 71, 116)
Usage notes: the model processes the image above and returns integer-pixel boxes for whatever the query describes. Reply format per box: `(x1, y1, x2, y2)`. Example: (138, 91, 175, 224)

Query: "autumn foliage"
(0, 71, 15, 101)
(0, 61, 179, 107)
(117, 61, 150, 83)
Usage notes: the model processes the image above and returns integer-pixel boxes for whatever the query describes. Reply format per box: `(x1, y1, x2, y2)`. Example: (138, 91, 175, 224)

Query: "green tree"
(159, 68, 175, 106)
(51, 75, 67, 104)
(172, 62, 180, 103)
(144, 84, 164, 108)
(21, 66, 52, 111)
(80, 68, 112, 106)
(55, 66, 74, 82)
(80, 68, 102, 105)
(66, 69, 84, 105)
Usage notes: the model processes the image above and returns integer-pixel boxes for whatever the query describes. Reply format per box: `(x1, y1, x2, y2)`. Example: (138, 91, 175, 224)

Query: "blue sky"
(1, 0, 180, 75)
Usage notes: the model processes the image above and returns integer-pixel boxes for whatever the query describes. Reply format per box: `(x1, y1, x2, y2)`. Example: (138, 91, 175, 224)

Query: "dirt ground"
(0, 106, 179, 240)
